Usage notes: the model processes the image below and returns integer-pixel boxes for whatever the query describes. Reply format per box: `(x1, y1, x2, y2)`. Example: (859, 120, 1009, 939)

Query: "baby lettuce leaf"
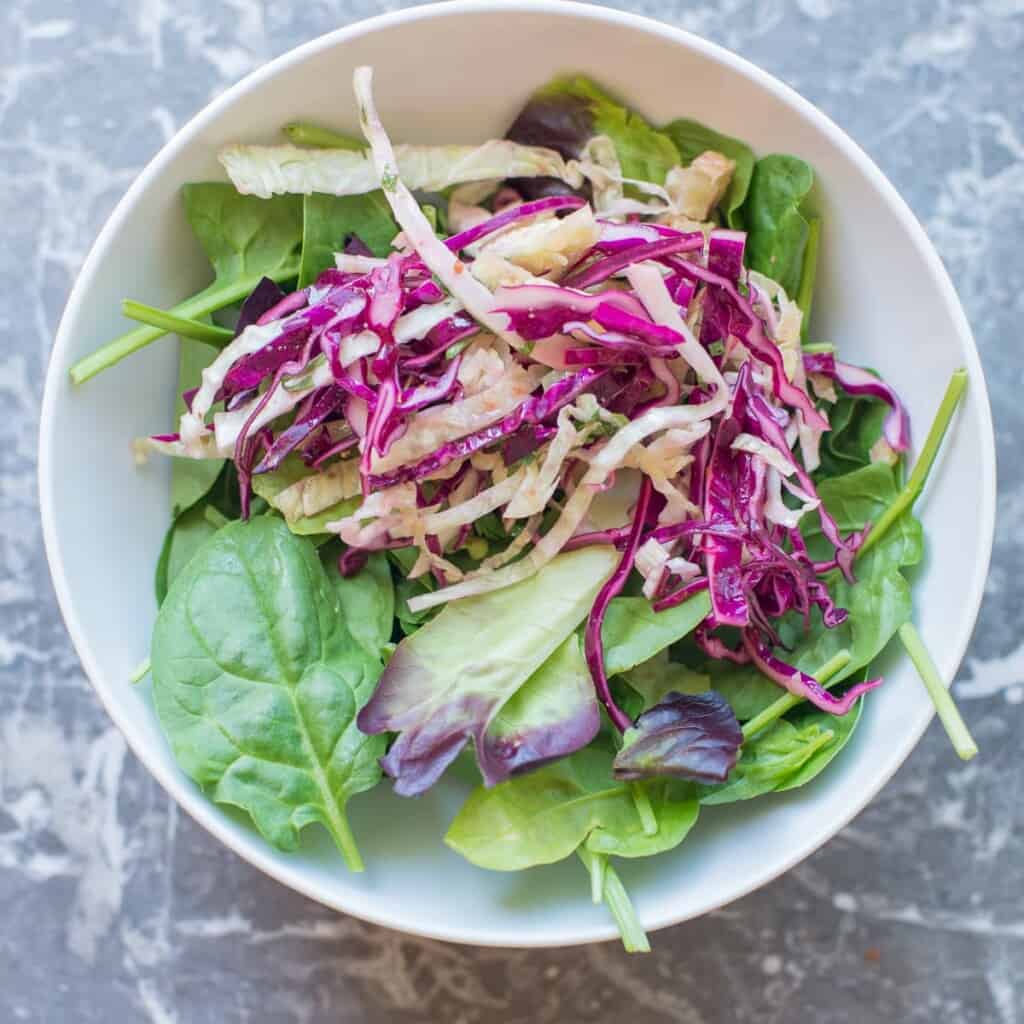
(70, 185, 302, 384)
(325, 552, 394, 663)
(602, 592, 712, 676)
(480, 633, 600, 782)
(743, 154, 814, 297)
(151, 517, 385, 871)
(698, 714, 841, 804)
(171, 337, 224, 517)
(662, 119, 755, 228)
(613, 691, 742, 784)
(297, 192, 398, 288)
(621, 651, 711, 712)
(445, 745, 699, 870)
(358, 546, 619, 795)
(507, 75, 681, 184)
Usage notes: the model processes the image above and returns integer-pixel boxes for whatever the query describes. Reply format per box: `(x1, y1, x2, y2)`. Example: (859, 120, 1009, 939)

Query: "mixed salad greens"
(75, 69, 977, 950)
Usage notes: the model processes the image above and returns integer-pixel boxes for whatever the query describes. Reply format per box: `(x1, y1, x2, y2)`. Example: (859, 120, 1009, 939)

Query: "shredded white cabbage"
(664, 151, 736, 221)
(220, 139, 583, 199)
(468, 205, 600, 277)
(275, 458, 362, 522)
(352, 66, 519, 346)
(731, 432, 796, 477)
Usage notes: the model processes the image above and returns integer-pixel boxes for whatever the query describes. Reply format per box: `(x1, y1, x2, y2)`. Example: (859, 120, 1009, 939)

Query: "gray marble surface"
(2, 0, 1021, 1020)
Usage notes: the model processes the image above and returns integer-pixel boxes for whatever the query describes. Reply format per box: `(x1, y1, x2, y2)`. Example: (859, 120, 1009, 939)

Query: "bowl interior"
(40, 1, 994, 946)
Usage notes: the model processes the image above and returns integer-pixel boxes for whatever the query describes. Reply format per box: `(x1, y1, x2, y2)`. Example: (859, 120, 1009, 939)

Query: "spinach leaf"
(603, 592, 712, 676)
(662, 119, 755, 228)
(297, 192, 398, 288)
(698, 714, 842, 804)
(155, 502, 216, 606)
(70, 185, 302, 384)
(445, 746, 699, 870)
(774, 701, 863, 791)
(325, 552, 394, 662)
(621, 651, 710, 711)
(815, 390, 889, 481)
(151, 517, 385, 870)
(171, 337, 224, 518)
(358, 546, 619, 794)
(744, 154, 814, 296)
(509, 76, 680, 184)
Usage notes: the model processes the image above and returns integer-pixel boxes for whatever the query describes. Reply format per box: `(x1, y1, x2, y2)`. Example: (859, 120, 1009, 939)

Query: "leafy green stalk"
(284, 122, 366, 150)
(630, 783, 659, 837)
(577, 848, 650, 953)
(129, 657, 151, 685)
(859, 369, 967, 557)
(742, 650, 852, 740)
(802, 342, 836, 354)
(585, 846, 606, 903)
(898, 623, 978, 760)
(122, 300, 234, 346)
(70, 263, 298, 384)
(797, 216, 821, 340)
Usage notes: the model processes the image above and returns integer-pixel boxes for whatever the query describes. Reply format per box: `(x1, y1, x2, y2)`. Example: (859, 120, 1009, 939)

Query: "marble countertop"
(3, 1, 1021, 1020)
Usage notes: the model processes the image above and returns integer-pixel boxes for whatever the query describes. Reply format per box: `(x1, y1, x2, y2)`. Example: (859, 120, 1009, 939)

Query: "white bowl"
(39, 0, 995, 947)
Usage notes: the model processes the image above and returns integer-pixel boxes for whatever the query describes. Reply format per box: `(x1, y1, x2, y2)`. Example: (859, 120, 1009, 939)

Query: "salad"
(73, 68, 976, 951)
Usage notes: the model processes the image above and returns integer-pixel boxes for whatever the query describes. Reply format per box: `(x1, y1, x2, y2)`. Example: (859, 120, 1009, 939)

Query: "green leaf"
(774, 701, 863, 791)
(815, 387, 890, 481)
(70, 185, 302, 383)
(531, 76, 681, 184)
(445, 746, 698, 870)
(744, 154, 814, 296)
(662, 119, 755, 228)
(602, 592, 712, 676)
(151, 517, 386, 870)
(698, 715, 842, 804)
(621, 651, 710, 712)
(154, 501, 217, 606)
(170, 338, 224, 518)
(297, 192, 398, 288)
(325, 552, 394, 662)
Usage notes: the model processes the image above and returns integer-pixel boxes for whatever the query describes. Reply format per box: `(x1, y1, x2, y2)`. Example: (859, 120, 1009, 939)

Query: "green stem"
(203, 505, 230, 530)
(898, 623, 978, 760)
(859, 369, 967, 558)
(122, 300, 233, 345)
(331, 812, 366, 873)
(69, 261, 299, 385)
(129, 657, 151, 685)
(577, 848, 650, 953)
(801, 342, 836, 354)
(797, 217, 821, 341)
(283, 121, 366, 150)
(742, 649, 852, 740)
(585, 847, 606, 903)
(630, 783, 659, 837)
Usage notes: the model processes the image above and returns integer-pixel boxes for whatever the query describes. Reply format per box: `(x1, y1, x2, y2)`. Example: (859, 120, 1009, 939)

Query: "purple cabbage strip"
(706, 229, 747, 282)
(561, 235, 703, 291)
(671, 259, 828, 431)
(253, 385, 345, 474)
(338, 547, 369, 578)
(445, 195, 585, 251)
(366, 368, 605, 490)
(652, 576, 709, 613)
(803, 352, 910, 452)
(257, 289, 309, 326)
(396, 356, 463, 413)
(565, 318, 680, 358)
(495, 284, 649, 341)
(612, 691, 743, 783)
(584, 476, 654, 733)
(742, 632, 883, 715)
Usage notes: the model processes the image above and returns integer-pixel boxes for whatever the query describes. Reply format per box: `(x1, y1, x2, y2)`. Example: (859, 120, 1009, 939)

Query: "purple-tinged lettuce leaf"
(358, 546, 619, 796)
(613, 691, 742, 783)
(479, 634, 600, 783)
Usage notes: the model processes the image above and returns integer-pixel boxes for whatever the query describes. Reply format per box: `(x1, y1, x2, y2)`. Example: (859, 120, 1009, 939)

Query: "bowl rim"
(38, 0, 996, 948)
